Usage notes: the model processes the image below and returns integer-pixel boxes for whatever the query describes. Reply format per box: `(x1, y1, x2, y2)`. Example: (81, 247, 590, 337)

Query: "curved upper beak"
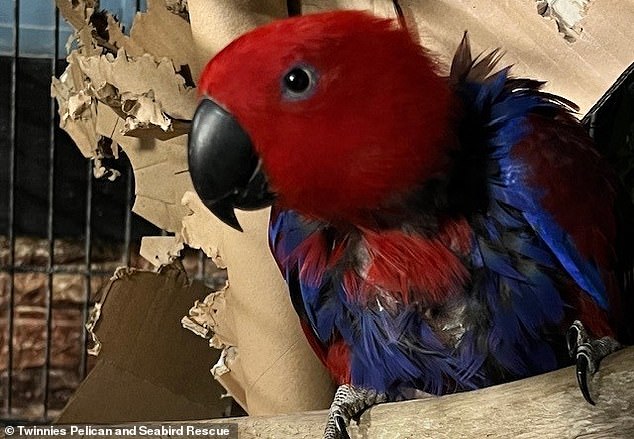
(188, 98, 275, 232)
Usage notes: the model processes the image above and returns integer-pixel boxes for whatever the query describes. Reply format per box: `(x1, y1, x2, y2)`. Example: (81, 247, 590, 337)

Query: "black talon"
(325, 384, 387, 439)
(335, 415, 350, 439)
(566, 323, 580, 358)
(567, 320, 622, 405)
(335, 414, 350, 439)
(575, 352, 596, 405)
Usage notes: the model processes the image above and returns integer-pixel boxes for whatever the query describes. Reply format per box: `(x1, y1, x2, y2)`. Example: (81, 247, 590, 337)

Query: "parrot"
(187, 9, 634, 439)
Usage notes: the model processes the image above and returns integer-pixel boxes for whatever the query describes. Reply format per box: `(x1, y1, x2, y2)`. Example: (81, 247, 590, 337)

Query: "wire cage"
(0, 0, 210, 424)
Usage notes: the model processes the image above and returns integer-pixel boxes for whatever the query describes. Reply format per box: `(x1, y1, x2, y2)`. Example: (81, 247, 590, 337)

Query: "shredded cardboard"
(179, 189, 336, 414)
(105, 14, 145, 58)
(140, 236, 185, 268)
(55, 1, 102, 57)
(51, 54, 99, 158)
(94, 104, 192, 232)
(211, 346, 237, 378)
(130, 0, 197, 77)
(85, 302, 104, 356)
(55, 0, 634, 419)
(84, 266, 134, 357)
(56, 1, 336, 414)
(92, 157, 121, 181)
(182, 283, 229, 346)
(54, 0, 98, 36)
(165, 0, 189, 16)
(536, 0, 590, 41)
(76, 49, 197, 125)
(179, 191, 224, 261)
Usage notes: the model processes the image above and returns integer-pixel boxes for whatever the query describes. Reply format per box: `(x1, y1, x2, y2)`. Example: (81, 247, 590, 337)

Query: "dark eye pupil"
(284, 68, 311, 93)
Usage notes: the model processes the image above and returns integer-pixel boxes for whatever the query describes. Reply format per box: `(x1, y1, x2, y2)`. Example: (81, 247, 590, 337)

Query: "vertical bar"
(125, 0, 141, 268)
(42, 7, 61, 421)
(5, 0, 21, 418)
(287, 0, 301, 16)
(392, 0, 406, 30)
(79, 161, 93, 379)
(122, 165, 133, 267)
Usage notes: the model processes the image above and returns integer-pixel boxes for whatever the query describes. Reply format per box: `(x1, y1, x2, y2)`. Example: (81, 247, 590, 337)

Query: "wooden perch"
(195, 347, 634, 438)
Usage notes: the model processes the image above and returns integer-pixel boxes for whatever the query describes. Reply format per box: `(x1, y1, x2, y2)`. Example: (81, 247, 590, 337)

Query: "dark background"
(0, 56, 158, 241)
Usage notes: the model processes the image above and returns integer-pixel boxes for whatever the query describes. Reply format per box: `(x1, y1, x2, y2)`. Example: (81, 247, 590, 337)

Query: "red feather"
(360, 222, 471, 305)
(324, 338, 352, 385)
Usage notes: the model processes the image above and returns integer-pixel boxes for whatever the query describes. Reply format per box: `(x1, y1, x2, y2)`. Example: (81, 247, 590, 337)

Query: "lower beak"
(188, 98, 275, 232)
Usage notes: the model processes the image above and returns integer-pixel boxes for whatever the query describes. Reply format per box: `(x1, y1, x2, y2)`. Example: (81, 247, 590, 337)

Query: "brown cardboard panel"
(56, 359, 224, 423)
(180, 193, 337, 415)
(304, 0, 634, 115)
(56, 264, 228, 423)
(94, 104, 192, 233)
(188, 0, 289, 75)
(130, 0, 198, 77)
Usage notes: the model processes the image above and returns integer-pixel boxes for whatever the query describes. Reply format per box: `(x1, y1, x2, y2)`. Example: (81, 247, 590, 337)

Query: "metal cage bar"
(79, 161, 93, 383)
(42, 7, 61, 421)
(5, 0, 21, 419)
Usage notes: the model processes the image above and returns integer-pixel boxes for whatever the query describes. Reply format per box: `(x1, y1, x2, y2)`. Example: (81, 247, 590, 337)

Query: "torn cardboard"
(54, 0, 336, 417)
(130, 0, 198, 77)
(94, 103, 192, 232)
(51, 54, 100, 158)
(180, 192, 336, 414)
(75, 49, 197, 123)
(536, 0, 590, 41)
(57, 263, 230, 423)
(305, 0, 634, 115)
(401, 0, 634, 115)
(54, 0, 634, 421)
(140, 236, 185, 268)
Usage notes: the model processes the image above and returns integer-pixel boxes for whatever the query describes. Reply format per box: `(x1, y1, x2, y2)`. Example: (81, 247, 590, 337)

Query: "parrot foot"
(324, 384, 387, 439)
(566, 320, 622, 405)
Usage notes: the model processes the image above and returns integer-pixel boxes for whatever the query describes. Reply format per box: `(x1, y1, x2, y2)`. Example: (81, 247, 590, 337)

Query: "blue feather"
(459, 67, 607, 375)
(522, 210, 608, 308)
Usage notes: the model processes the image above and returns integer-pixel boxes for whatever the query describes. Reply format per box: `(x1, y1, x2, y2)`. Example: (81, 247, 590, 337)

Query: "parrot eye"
(282, 65, 317, 100)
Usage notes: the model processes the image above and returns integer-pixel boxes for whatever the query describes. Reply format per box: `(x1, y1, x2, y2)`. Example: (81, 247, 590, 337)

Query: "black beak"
(188, 98, 275, 232)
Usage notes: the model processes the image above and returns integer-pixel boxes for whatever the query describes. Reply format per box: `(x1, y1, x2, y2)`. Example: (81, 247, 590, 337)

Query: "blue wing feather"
(456, 58, 608, 376)
(269, 208, 346, 345)
(463, 66, 609, 309)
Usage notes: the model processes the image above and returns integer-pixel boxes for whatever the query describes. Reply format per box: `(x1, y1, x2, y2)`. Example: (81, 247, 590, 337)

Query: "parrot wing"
(268, 207, 347, 363)
(450, 34, 627, 377)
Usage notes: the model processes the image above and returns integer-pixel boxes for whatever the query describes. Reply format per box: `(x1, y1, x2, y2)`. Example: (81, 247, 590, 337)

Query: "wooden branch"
(197, 347, 634, 438)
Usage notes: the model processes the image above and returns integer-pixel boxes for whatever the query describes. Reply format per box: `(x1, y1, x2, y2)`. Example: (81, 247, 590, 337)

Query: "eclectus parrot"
(188, 10, 634, 439)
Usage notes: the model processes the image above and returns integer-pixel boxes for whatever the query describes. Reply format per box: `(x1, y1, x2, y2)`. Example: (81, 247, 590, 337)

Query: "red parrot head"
(189, 10, 451, 230)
